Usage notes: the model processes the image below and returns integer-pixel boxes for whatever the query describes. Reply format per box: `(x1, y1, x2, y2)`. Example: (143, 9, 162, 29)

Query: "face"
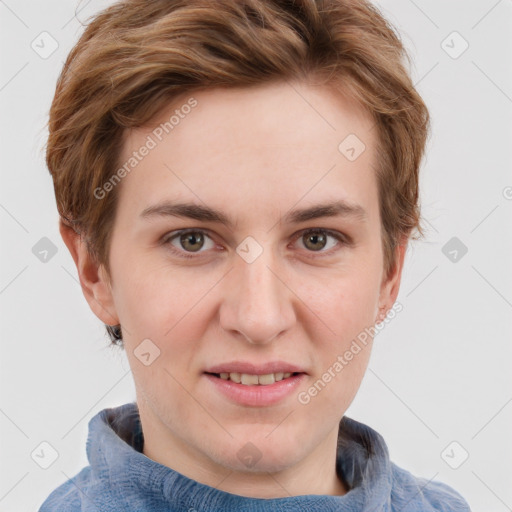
(72, 80, 405, 485)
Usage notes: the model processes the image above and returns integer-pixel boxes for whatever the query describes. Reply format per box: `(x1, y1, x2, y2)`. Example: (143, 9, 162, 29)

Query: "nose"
(219, 244, 296, 345)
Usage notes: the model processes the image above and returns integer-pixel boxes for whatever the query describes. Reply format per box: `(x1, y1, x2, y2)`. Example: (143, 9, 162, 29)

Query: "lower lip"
(203, 373, 306, 407)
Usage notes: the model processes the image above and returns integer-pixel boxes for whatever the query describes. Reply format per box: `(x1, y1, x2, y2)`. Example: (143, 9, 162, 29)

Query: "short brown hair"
(46, 0, 429, 346)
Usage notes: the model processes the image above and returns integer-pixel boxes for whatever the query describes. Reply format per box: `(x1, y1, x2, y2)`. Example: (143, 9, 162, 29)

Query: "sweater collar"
(86, 402, 392, 511)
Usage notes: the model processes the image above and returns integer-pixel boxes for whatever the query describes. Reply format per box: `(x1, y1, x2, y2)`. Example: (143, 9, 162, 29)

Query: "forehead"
(116, 80, 379, 226)
(129, 80, 374, 155)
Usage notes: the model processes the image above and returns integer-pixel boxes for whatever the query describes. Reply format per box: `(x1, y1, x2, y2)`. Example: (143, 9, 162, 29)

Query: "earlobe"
(59, 219, 119, 326)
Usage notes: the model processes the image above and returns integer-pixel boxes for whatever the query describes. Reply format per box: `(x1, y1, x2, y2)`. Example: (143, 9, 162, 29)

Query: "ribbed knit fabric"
(39, 402, 471, 511)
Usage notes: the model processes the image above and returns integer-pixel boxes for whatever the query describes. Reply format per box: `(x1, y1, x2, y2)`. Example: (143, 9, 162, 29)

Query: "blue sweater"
(39, 402, 471, 511)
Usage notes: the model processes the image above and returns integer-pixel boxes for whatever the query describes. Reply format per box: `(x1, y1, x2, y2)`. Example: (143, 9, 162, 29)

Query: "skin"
(61, 79, 407, 498)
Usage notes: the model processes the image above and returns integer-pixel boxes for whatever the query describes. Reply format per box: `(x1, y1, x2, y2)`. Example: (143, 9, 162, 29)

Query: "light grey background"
(1, 1, 511, 511)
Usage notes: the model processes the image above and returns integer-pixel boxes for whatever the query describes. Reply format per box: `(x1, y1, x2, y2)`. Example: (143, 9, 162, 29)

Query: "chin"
(222, 450, 300, 475)
(210, 429, 306, 474)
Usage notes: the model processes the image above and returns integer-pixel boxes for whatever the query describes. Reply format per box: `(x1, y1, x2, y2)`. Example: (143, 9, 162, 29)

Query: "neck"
(139, 403, 347, 498)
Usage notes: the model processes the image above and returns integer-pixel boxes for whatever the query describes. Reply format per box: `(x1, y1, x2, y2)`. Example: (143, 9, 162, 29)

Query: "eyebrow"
(139, 199, 367, 228)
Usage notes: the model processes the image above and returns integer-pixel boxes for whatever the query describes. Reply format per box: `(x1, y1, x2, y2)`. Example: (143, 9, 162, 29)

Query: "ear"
(59, 219, 119, 326)
(375, 237, 408, 323)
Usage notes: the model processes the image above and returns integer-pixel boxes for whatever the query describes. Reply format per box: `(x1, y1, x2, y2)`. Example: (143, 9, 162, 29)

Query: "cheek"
(302, 281, 375, 417)
(297, 266, 378, 401)
(111, 262, 219, 379)
(302, 266, 380, 344)
(110, 256, 207, 332)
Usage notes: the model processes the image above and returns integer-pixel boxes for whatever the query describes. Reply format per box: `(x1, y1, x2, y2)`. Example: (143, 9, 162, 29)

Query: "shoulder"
(390, 462, 472, 512)
(38, 466, 93, 512)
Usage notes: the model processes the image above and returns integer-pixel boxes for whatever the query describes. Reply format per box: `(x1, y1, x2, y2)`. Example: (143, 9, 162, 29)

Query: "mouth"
(202, 365, 307, 406)
(204, 371, 303, 386)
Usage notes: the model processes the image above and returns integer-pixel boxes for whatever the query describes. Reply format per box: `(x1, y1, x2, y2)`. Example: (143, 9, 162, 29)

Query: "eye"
(162, 229, 216, 259)
(293, 228, 348, 257)
(161, 228, 350, 260)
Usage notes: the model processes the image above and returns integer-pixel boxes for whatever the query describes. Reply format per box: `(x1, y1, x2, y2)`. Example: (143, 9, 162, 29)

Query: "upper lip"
(205, 361, 308, 375)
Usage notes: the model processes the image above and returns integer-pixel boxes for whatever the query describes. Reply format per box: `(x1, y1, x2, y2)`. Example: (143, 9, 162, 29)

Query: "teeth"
(230, 372, 241, 383)
(241, 373, 259, 385)
(217, 372, 296, 385)
(258, 373, 275, 385)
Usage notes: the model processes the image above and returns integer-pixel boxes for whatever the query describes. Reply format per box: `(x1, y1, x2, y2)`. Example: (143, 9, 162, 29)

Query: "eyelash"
(161, 228, 350, 260)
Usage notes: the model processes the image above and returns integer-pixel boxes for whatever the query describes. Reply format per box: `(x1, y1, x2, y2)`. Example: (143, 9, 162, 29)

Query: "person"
(39, 0, 472, 510)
